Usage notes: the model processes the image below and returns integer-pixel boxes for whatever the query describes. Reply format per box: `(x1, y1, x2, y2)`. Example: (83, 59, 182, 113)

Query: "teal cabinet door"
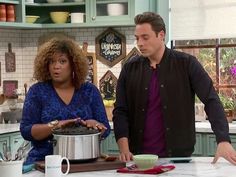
(101, 131, 119, 155)
(193, 133, 204, 156)
(0, 135, 10, 154)
(201, 133, 236, 157)
(10, 132, 25, 156)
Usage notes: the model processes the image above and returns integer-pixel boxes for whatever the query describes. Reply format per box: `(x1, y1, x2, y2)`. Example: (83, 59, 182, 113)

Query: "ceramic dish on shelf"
(50, 11, 69, 23)
(107, 3, 125, 16)
(70, 12, 84, 23)
(26, 15, 40, 23)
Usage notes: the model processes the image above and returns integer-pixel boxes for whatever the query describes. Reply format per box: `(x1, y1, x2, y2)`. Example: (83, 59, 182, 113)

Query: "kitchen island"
(23, 157, 236, 177)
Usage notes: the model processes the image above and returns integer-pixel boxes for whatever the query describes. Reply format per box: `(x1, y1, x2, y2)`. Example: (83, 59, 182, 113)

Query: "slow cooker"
(52, 126, 101, 162)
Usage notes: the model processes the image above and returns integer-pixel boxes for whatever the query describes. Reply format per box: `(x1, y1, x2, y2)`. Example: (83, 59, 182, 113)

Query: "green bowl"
(133, 154, 158, 170)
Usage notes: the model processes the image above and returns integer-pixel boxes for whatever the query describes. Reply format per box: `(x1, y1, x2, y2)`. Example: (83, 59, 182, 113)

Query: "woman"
(20, 38, 110, 164)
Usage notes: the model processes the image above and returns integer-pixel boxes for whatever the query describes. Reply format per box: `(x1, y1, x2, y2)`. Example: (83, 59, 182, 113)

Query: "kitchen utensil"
(107, 3, 125, 16)
(6, 146, 12, 161)
(5, 43, 16, 72)
(0, 160, 23, 177)
(133, 154, 159, 170)
(25, 15, 39, 23)
(24, 83, 27, 95)
(0, 152, 6, 161)
(14, 141, 31, 161)
(45, 155, 70, 177)
(70, 12, 84, 23)
(50, 11, 69, 23)
(3, 143, 8, 160)
(52, 125, 101, 161)
(0, 94, 6, 105)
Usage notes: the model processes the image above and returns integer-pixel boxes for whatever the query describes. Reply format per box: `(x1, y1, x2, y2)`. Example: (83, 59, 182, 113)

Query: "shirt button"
(144, 87, 148, 90)
(163, 105, 167, 109)
(142, 108, 145, 112)
(139, 130, 143, 133)
(166, 127, 170, 131)
(160, 84, 164, 88)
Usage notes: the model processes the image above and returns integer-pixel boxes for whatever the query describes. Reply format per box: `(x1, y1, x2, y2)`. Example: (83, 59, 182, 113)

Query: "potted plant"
(219, 94, 235, 123)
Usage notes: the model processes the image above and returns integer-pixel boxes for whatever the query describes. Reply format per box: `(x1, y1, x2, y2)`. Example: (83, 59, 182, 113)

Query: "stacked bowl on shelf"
(50, 12, 69, 23)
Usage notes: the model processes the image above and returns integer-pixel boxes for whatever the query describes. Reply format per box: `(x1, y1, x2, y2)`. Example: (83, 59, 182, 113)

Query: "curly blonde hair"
(33, 37, 88, 89)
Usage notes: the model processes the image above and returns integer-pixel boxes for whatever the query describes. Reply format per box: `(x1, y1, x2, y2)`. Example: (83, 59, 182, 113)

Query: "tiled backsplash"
(0, 27, 136, 93)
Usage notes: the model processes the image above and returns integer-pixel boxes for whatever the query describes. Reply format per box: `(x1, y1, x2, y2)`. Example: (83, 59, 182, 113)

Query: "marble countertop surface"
(0, 123, 20, 134)
(1, 121, 236, 135)
(22, 157, 236, 177)
(195, 121, 236, 134)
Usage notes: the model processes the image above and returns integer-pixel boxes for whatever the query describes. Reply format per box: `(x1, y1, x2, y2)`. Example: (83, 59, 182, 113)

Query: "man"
(113, 12, 236, 165)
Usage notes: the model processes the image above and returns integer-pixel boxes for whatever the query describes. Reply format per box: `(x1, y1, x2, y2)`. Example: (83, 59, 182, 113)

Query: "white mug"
(45, 155, 70, 177)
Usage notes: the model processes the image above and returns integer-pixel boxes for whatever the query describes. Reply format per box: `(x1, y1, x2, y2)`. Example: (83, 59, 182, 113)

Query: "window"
(172, 38, 236, 118)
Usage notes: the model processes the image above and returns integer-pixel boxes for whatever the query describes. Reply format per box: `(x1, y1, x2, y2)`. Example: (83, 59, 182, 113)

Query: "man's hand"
(117, 137, 133, 162)
(212, 141, 236, 165)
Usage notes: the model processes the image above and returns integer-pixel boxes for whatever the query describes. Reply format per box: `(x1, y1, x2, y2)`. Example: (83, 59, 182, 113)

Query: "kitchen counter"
(2, 121, 236, 134)
(0, 123, 20, 134)
(22, 157, 236, 177)
(196, 121, 236, 133)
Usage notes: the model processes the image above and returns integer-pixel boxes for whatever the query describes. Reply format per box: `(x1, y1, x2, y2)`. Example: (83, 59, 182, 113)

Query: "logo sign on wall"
(95, 28, 126, 67)
(122, 47, 141, 66)
(99, 70, 117, 100)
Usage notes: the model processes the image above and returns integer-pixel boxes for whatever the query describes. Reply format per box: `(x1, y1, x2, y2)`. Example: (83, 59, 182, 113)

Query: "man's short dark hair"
(134, 12, 166, 34)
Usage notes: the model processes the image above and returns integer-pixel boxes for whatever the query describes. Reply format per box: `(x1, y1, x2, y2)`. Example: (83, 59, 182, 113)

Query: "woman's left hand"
(79, 119, 107, 134)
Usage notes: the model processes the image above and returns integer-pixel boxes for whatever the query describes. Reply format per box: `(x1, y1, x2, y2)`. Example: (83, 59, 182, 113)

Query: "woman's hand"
(57, 118, 80, 129)
(79, 119, 107, 134)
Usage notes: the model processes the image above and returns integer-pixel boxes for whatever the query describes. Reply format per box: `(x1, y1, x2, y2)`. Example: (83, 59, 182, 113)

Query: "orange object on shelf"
(6, 4, 15, 22)
(0, 4, 6, 22)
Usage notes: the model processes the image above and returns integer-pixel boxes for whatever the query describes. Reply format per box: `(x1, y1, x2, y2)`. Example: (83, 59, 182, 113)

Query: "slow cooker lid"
(52, 125, 100, 135)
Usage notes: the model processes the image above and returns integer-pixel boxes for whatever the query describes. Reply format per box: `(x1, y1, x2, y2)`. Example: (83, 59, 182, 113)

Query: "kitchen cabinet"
(0, 135, 10, 154)
(101, 130, 119, 155)
(0, 131, 24, 156)
(10, 132, 25, 155)
(102, 131, 236, 157)
(192, 133, 236, 156)
(0, 0, 169, 28)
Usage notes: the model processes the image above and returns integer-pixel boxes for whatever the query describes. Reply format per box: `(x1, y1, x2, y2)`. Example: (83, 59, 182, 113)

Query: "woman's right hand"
(57, 118, 81, 129)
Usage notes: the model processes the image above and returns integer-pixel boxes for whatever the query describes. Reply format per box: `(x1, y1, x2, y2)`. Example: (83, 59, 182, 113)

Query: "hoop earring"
(72, 71, 75, 79)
